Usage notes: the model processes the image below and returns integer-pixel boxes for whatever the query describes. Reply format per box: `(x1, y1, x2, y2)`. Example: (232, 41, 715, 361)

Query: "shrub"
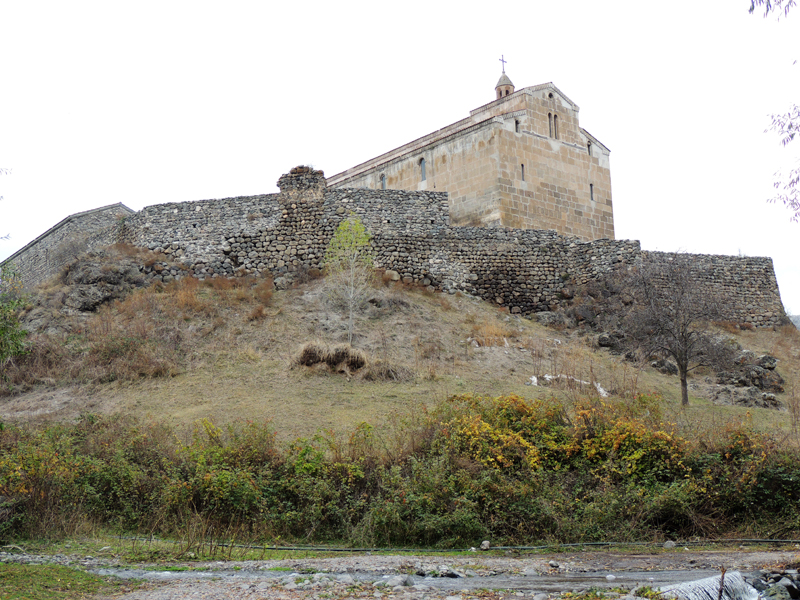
(0, 398, 798, 546)
(253, 278, 274, 305)
(248, 304, 267, 321)
(294, 342, 367, 373)
(0, 264, 28, 373)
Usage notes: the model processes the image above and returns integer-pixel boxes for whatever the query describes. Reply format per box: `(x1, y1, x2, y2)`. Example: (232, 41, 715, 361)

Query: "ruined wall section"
(369, 228, 639, 314)
(122, 194, 281, 279)
(3, 203, 133, 289)
(5, 168, 786, 326)
(644, 251, 786, 327)
(121, 169, 452, 281)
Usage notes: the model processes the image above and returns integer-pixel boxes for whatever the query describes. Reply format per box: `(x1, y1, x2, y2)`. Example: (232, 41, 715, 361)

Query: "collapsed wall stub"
(2, 166, 788, 327)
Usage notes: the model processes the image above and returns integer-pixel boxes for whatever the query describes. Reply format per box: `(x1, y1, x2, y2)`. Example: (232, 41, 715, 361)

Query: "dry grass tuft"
(379, 270, 396, 286)
(208, 277, 235, 291)
(248, 304, 267, 321)
(362, 360, 414, 382)
(293, 342, 368, 373)
(254, 279, 274, 305)
(716, 321, 756, 333)
(327, 344, 367, 371)
(437, 297, 452, 311)
(472, 321, 514, 347)
(295, 341, 329, 367)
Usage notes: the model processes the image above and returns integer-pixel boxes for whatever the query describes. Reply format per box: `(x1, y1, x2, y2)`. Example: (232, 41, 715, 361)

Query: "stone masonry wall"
(644, 251, 786, 327)
(3, 167, 787, 326)
(3, 203, 134, 288)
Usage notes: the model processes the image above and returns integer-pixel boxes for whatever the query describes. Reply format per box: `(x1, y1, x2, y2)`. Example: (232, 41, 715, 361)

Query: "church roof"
(495, 72, 514, 88)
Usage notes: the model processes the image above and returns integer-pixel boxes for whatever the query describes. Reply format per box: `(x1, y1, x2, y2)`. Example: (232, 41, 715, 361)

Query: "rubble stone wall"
(644, 251, 786, 327)
(4, 168, 787, 326)
(3, 203, 133, 288)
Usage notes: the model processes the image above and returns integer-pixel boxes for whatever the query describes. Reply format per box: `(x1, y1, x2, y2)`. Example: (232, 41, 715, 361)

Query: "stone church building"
(328, 71, 614, 241)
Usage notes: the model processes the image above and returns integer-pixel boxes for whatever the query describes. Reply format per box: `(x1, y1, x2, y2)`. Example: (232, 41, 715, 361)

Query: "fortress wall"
(119, 173, 452, 281)
(122, 194, 281, 266)
(4, 168, 786, 326)
(367, 228, 640, 314)
(4, 204, 133, 289)
(644, 251, 786, 327)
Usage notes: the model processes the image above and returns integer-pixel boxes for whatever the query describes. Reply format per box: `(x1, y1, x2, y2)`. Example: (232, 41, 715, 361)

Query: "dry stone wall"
(4, 167, 787, 326)
(4, 203, 133, 288)
(643, 251, 786, 327)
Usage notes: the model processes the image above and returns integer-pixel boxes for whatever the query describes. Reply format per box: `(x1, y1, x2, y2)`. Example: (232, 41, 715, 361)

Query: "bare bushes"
(294, 341, 412, 381)
(294, 342, 367, 372)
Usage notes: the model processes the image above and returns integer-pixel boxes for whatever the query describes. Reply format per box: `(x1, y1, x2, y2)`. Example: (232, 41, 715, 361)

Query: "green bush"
(0, 264, 28, 373)
(0, 395, 798, 545)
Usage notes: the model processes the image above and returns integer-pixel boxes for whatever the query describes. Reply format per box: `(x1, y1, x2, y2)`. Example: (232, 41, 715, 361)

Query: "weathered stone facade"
(3, 167, 787, 327)
(327, 77, 614, 242)
(3, 203, 134, 288)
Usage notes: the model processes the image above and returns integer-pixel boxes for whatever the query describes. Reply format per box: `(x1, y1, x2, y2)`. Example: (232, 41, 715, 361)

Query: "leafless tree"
(749, 1, 799, 221)
(616, 253, 735, 406)
(749, 0, 796, 18)
(766, 104, 800, 222)
(324, 216, 376, 345)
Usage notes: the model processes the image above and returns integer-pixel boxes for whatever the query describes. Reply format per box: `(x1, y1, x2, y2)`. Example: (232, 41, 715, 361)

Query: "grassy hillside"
(2, 246, 799, 442)
(1, 249, 799, 547)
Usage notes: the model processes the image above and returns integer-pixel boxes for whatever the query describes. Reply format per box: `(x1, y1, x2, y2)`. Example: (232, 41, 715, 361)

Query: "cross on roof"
(499, 55, 507, 72)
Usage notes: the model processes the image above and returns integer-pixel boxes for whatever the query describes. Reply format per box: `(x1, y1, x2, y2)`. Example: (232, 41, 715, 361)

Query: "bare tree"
(749, 1, 799, 221)
(324, 215, 375, 345)
(749, 0, 796, 17)
(617, 254, 734, 406)
(766, 104, 800, 221)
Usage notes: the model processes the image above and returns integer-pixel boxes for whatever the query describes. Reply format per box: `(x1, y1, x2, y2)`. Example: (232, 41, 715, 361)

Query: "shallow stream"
(90, 565, 726, 593)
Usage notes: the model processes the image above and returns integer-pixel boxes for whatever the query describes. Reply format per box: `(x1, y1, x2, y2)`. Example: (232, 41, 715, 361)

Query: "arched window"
(505, 89, 509, 96)
(590, 183, 594, 203)
(515, 119, 520, 133)
(380, 174, 386, 190)
(587, 141, 592, 157)
(548, 113, 553, 137)
(521, 164, 525, 182)
(419, 158, 426, 182)
(553, 114, 559, 139)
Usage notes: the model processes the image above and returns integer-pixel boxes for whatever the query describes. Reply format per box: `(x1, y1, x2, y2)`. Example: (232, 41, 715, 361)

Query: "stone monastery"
(329, 71, 614, 241)
(2, 72, 787, 327)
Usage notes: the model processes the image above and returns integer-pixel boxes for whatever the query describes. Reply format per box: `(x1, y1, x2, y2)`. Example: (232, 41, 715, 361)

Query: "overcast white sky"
(1, 1, 798, 313)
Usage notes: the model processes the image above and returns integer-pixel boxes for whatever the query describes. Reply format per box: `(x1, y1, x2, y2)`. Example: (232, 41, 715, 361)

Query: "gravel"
(2, 547, 799, 600)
